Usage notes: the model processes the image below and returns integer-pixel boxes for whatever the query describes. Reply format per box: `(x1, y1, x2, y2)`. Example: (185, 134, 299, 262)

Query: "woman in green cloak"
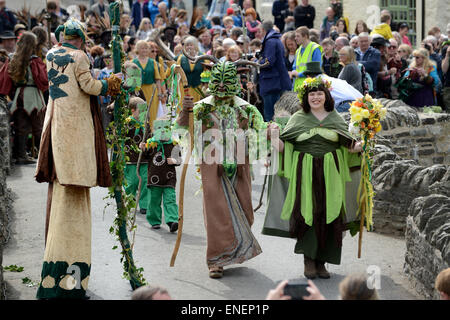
(265, 77, 361, 279)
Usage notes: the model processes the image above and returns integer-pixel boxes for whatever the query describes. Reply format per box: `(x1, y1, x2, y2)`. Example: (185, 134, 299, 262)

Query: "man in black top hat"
(370, 36, 392, 98)
(0, 30, 17, 54)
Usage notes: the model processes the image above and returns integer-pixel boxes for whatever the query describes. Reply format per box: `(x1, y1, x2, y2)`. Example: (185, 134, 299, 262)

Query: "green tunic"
(262, 109, 361, 264)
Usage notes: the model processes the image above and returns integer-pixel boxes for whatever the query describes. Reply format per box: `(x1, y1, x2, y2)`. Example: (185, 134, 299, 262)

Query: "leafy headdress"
(297, 76, 332, 101)
(182, 48, 269, 98)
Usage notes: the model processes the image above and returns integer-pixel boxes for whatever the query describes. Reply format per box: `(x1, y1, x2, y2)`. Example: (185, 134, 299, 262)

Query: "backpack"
(359, 63, 373, 95)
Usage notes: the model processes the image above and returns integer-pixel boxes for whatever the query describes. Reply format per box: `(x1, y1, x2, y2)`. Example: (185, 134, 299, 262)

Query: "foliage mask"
(152, 119, 172, 141)
(208, 61, 240, 98)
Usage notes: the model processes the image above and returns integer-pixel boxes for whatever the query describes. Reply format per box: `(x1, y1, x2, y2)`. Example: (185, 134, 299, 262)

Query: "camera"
(283, 279, 309, 300)
(254, 50, 261, 59)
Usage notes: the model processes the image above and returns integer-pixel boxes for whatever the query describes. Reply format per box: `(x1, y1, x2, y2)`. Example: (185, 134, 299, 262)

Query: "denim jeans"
(335, 100, 352, 113)
(262, 92, 282, 121)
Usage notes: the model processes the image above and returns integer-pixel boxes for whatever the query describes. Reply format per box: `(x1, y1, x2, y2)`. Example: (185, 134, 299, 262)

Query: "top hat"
(371, 36, 390, 47)
(303, 61, 324, 76)
(0, 30, 17, 39)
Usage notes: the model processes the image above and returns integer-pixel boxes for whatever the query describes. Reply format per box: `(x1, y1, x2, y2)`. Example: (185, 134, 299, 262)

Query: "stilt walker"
(35, 18, 120, 299)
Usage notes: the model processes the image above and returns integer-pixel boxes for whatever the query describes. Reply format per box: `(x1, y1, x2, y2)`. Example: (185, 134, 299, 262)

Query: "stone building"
(257, 0, 450, 47)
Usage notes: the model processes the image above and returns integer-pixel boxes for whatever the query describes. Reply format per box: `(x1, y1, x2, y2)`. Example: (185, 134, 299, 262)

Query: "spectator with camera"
(267, 273, 379, 300)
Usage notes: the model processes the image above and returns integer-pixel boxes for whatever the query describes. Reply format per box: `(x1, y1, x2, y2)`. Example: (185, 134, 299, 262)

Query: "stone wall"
(377, 99, 450, 167)
(404, 195, 450, 300)
(369, 99, 450, 299)
(370, 99, 450, 236)
(0, 98, 11, 300)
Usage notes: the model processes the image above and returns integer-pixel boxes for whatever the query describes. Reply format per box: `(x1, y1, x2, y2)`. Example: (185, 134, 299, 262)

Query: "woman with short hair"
(176, 36, 204, 102)
(338, 46, 363, 95)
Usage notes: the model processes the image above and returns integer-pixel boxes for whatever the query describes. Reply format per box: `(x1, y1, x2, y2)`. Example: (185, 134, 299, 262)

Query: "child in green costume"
(143, 118, 182, 232)
(123, 97, 151, 215)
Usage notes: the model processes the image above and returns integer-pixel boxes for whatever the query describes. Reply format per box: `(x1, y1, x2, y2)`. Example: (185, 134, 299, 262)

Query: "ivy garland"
(105, 1, 147, 290)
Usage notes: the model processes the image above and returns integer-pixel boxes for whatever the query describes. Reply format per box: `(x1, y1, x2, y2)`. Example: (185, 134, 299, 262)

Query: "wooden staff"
(170, 67, 190, 267)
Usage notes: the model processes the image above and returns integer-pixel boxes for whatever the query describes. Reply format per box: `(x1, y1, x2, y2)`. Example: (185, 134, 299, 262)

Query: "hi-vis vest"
(293, 42, 322, 92)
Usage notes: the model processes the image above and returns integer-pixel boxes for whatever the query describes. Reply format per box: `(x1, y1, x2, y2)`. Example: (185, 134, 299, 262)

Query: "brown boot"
(316, 260, 331, 279)
(304, 256, 317, 279)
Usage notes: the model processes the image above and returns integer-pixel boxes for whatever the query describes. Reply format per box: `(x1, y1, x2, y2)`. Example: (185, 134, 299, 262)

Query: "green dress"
(262, 109, 360, 264)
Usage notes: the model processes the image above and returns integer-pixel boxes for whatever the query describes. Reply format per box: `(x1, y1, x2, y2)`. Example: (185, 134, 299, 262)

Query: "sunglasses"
(413, 55, 423, 59)
(389, 46, 397, 49)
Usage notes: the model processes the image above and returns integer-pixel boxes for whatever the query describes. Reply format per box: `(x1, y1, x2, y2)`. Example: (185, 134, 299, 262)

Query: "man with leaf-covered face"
(177, 60, 267, 279)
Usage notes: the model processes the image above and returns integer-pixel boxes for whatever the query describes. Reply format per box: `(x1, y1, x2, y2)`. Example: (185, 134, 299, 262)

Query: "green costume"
(262, 109, 360, 264)
(145, 120, 181, 227)
(123, 116, 150, 212)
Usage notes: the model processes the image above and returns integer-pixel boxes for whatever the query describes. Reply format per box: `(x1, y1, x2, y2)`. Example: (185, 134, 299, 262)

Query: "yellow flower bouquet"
(349, 94, 387, 257)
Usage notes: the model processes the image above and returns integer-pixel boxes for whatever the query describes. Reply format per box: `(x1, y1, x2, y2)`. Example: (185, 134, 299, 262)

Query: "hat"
(226, 8, 234, 15)
(14, 24, 26, 33)
(55, 18, 89, 43)
(0, 31, 17, 39)
(371, 36, 390, 47)
(303, 61, 323, 76)
(236, 35, 250, 44)
(163, 25, 177, 34)
(398, 23, 409, 30)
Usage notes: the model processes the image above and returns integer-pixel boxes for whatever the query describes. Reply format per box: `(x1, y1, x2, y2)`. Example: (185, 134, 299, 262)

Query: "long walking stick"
(170, 84, 192, 267)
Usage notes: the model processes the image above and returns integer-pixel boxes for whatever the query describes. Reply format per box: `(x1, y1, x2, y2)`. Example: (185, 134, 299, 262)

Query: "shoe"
(151, 224, 160, 229)
(209, 267, 223, 279)
(304, 256, 317, 279)
(316, 261, 331, 279)
(15, 156, 36, 165)
(168, 222, 178, 233)
(140, 208, 147, 215)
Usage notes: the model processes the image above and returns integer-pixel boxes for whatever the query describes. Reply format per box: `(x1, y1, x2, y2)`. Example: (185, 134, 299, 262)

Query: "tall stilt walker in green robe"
(34, 19, 121, 299)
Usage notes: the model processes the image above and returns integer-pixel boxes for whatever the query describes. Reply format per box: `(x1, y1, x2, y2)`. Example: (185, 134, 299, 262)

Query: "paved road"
(3, 163, 421, 300)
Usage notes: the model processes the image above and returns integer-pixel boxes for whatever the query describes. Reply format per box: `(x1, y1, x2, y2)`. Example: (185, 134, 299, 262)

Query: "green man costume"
(176, 60, 267, 276)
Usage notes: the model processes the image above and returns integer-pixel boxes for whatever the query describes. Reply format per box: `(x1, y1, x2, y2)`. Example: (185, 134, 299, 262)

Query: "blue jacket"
(147, 0, 168, 25)
(355, 46, 381, 91)
(131, 1, 150, 31)
(258, 29, 292, 96)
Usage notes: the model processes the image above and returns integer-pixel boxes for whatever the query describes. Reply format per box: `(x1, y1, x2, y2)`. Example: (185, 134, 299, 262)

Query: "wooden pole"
(170, 85, 192, 267)
(358, 199, 365, 258)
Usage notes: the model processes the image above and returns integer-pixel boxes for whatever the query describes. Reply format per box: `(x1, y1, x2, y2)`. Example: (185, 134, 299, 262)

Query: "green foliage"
(3, 265, 24, 272)
(104, 8, 147, 289)
(22, 277, 39, 287)
(423, 106, 442, 113)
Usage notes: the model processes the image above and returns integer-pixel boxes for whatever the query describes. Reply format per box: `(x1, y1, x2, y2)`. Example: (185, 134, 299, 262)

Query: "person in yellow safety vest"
(291, 26, 323, 93)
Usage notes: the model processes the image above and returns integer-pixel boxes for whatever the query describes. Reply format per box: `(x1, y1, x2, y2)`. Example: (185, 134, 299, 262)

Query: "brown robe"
(177, 96, 262, 268)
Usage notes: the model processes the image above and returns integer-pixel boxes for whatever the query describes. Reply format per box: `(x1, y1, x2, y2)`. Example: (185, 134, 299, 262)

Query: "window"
(380, 0, 417, 45)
